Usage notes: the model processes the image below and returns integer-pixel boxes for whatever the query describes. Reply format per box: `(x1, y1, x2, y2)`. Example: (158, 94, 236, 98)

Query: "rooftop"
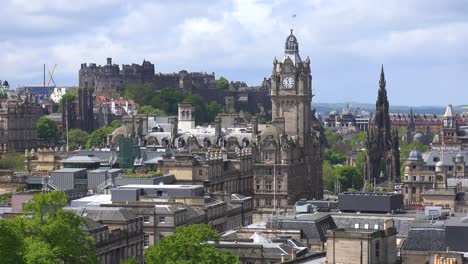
(118, 184, 204, 190)
(52, 168, 87, 173)
(60, 155, 102, 164)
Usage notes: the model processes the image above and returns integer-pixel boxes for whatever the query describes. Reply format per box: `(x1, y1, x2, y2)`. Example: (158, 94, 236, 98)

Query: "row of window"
(256, 180, 282, 191)
(405, 176, 433, 182)
(143, 216, 166, 224)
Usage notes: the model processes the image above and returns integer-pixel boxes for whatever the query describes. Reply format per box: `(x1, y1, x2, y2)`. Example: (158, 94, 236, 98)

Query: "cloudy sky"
(1, 0, 467, 106)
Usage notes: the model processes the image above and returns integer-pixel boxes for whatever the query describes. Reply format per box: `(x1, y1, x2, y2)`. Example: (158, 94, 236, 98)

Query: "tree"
(111, 120, 122, 128)
(37, 116, 58, 145)
(325, 148, 346, 165)
(0, 219, 24, 263)
(124, 83, 156, 106)
(207, 101, 222, 122)
(0, 191, 97, 264)
(57, 89, 77, 113)
(349, 132, 366, 150)
(322, 160, 336, 192)
(145, 224, 238, 264)
(0, 153, 25, 170)
(62, 129, 89, 151)
(334, 165, 362, 190)
(139, 105, 167, 116)
(216, 77, 229, 90)
(86, 126, 114, 149)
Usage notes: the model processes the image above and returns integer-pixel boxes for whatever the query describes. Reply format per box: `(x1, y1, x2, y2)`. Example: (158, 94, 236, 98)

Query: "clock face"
(437, 175, 444, 182)
(282, 76, 295, 89)
(457, 165, 463, 172)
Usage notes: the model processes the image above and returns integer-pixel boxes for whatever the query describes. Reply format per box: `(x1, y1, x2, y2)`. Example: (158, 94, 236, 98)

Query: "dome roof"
(436, 160, 445, 167)
(456, 152, 464, 158)
(259, 125, 284, 143)
(408, 149, 422, 160)
(413, 132, 424, 141)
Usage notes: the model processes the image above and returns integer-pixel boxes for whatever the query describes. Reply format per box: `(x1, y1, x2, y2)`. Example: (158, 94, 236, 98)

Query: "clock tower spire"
(271, 30, 312, 145)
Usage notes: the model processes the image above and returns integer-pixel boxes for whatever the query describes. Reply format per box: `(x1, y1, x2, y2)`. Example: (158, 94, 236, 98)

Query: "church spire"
(379, 65, 386, 90)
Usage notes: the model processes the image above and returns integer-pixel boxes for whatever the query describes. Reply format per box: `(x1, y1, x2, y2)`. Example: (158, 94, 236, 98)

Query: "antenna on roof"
(289, 14, 296, 31)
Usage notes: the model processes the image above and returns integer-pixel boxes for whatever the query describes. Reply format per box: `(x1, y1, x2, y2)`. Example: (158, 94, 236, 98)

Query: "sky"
(0, 0, 467, 106)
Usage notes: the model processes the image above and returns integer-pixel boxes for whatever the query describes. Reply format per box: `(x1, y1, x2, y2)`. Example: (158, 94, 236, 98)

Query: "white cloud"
(0, 0, 467, 105)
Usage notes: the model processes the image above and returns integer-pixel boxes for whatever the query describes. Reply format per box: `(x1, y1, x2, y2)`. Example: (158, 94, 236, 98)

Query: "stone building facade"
(0, 92, 40, 153)
(365, 67, 400, 184)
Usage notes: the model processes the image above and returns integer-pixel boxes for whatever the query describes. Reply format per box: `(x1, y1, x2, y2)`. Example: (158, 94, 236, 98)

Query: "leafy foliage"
(37, 116, 58, 144)
(123, 84, 221, 124)
(216, 77, 229, 90)
(86, 126, 115, 149)
(324, 149, 346, 165)
(207, 101, 222, 122)
(0, 153, 25, 170)
(62, 129, 90, 151)
(57, 89, 77, 113)
(145, 224, 238, 264)
(0, 191, 97, 264)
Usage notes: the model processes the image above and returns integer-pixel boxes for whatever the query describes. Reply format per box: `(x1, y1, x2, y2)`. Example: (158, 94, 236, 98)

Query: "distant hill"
(313, 102, 467, 115)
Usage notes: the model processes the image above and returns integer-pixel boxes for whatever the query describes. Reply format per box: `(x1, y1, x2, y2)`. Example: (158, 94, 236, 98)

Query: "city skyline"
(1, 0, 467, 106)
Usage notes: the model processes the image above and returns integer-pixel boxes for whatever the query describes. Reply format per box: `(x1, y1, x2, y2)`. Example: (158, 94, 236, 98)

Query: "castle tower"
(178, 103, 195, 132)
(365, 66, 400, 184)
(270, 29, 312, 146)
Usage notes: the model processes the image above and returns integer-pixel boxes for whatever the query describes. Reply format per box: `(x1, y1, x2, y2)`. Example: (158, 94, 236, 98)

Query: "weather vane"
(290, 14, 296, 30)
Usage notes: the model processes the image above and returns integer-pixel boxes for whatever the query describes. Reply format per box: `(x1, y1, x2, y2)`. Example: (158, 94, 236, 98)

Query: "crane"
(47, 64, 57, 86)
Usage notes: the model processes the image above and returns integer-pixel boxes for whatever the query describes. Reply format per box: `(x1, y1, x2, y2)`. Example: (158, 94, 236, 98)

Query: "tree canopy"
(0, 153, 25, 170)
(86, 126, 115, 149)
(216, 77, 229, 90)
(62, 129, 90, 151)
(145, 224, 238, 264)
(37, 116, 58, 145)
(123, 84, 221, 124)
(0, 191, 97, 264)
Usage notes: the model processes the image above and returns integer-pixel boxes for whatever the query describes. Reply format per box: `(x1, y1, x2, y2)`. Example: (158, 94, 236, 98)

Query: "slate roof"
(69, 207, 138, 222)
(60, 155, 102, 164)
(403, 228, 447, 251)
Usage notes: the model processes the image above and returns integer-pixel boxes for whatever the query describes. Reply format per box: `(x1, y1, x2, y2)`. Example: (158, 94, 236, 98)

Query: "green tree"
(22, 191, 96, 264)
(150, 87, 184, 115)
(227, 108, 236, 114)
(324, 148, 346, 165)
(207, 101, 222, 122)
(0, 219, 24, 263)
(139, 105, 167, 116)
(322, 160, 336, 192)
(57, 89, 77, 113)
(334, 165, 362, 190)
(216, 77, 229, 90)
(145, 224, 238, 264)
(37, 116, 58, 145)
(349, 132, 366, 150)
(0, 153, 25, 170)
(86, 126, 114, 149)
(111, 120, 122, 128)
(62, 129, 90, 151)
(122, 258, 139, 264)
(124, 83, 156, 106)
(354, 151, 366, 177)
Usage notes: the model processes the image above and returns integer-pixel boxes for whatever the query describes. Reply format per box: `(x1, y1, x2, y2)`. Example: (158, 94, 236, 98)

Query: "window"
(265, 180, 272, 190)
(159, 216, 166, 224)
(374, 224, 379, 230)
(405, 187, 408, 194)
(405, 176, 408, 181)
(144, 234, 150, 247)
(411, 176, 416, 181)
(265, 199, 272, 206)
(268, 168, 272, 175)
(143, 216, 150, 223)
(256, 199, 260, 207)
(429, 176, 433, 182)
(419, 176, 425, 182)
(256, 181, 260, 190)
(278, 182, 282, 191)
(375, 240, 380, 257)
(433, 157, 439, 162)
(412, 187, 416, 193)
(354, 223, 360, 229)
(198, 169, 203, 176)
(364, 224, 369, 229)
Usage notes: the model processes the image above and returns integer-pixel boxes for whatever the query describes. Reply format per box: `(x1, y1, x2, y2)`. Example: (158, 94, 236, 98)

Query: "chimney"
(107, 58, 112, 66)
(291, 249, 297, 260)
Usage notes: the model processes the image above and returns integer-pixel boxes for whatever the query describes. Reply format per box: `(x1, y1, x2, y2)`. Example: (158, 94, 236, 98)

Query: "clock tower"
(271, 29, 312, 146)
